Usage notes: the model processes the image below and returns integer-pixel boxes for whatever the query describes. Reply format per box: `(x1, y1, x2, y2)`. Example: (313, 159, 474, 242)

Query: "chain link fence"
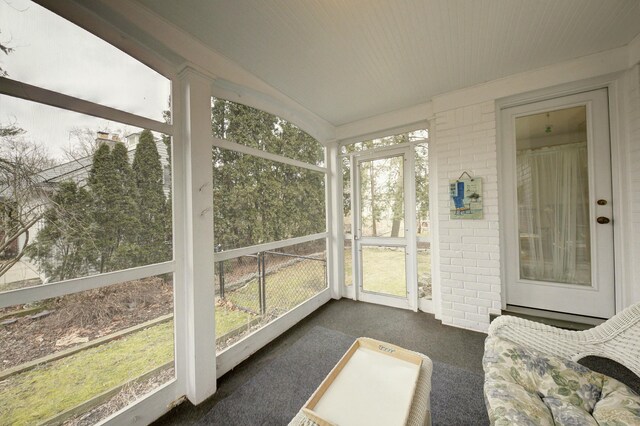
(214, 246, 327, 351)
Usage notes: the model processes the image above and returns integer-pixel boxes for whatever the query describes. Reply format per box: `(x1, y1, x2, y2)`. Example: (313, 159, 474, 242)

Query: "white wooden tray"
(302, 338, 422, 426)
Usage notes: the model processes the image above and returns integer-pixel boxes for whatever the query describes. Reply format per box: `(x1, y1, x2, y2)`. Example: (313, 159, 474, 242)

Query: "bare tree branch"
(0, 131, 54, 279)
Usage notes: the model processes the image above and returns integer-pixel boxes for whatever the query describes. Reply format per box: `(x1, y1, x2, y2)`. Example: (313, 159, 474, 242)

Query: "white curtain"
(516, 142, 591, 285)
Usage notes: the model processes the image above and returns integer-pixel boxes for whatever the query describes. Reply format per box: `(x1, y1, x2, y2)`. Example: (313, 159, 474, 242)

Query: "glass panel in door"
(503, 89, 614, 318)
(359, 156, 404, 238)
(361, 246, 406, 297)
(515, 106, 591, 285)
(357, 153, 408, 299)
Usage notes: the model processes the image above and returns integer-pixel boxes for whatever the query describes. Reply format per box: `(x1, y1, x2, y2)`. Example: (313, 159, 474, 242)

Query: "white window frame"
(0, 72, 184, 424)
(211, 136, 327, 174)
(208, 102, 332, 375)
(0, 2, 187, 417)
(337, 135, 435, 314)
(214, 235, 330, 377)
(0, 81, 177, 307)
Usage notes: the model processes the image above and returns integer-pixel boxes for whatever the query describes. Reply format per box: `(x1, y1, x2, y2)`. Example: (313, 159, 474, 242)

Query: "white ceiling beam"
(43, 0, 336, 143)
(104, 0, 336, 143)
(211, 79, 336, 144)
(336, 102, 433, 144)
(35, 0, 177, 79)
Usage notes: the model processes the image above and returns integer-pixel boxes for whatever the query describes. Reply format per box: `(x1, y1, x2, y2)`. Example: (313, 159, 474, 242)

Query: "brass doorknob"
(597, 217, 610, 224)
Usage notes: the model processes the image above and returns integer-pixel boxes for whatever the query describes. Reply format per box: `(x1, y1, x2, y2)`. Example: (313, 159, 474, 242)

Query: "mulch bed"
(0, 277, 173, 370)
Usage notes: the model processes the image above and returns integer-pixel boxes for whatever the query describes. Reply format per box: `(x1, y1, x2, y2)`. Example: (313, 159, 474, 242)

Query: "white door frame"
(500, 88, 615, 318)
(351, 145, 418, 311)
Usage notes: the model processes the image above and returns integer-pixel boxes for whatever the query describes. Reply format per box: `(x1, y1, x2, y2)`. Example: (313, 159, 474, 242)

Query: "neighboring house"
(35, 131, 171, 196)
(0, 230, 19, 259)
(1, 131, 171, 283)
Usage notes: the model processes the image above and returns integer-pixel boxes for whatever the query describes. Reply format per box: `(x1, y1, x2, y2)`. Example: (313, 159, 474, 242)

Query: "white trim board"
(326, 144, 343, 299)
(1, 261, 174, 309)
(0, 77, 173, 136)
(169, 74, 189, 401)
(212, 136, 327, 173)
(216, 288, 332, 378)
(211, 79, 336, 144)
(418, 298, 434, 314)
(336, 102, 432, 144)
(213, 234, 329, 262)
(427, 132, 442, 320)
(177, 67, 218, 404)
(98, 380, 180, 426)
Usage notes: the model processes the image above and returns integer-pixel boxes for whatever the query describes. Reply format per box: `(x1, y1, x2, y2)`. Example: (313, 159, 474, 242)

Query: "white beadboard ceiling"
(136, 0, 640, 126)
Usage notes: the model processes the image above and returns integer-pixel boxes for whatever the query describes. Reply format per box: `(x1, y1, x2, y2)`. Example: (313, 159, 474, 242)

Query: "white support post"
(405, 148, 418, 312)
(351, 154, 361, 302)
(326, 142, 343, 299)
(177, 66, 217, 404)
(428, 120, 442, 320)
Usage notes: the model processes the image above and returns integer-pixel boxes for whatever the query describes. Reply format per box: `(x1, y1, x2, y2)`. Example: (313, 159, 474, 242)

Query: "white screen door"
(352, 146, 417, 310)
(502, 89, 615, 318)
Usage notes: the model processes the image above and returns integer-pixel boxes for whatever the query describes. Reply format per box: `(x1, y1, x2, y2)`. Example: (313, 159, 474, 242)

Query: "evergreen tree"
(212, 101, 275, 249)
(211, 99, 325, 250)
(162, 106, 173, 255)
(88, 143, 113, 273)
(131, 130, 170, 265)
(279, 121, 325, 238)
(88, 142, 139, 272)
(109, 142, 141, 270)
(27, 181, 95, 281)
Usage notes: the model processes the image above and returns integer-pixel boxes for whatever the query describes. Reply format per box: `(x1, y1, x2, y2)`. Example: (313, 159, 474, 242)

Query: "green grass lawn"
(0, 306, 253, 425)
(361, 247, 407, 296)
(0, 322, 174, 426)
(344, 247, 431, 297)
(0, 258, 320, 425)
(0, 249, 430, 424)
(216, 304, 256, 335)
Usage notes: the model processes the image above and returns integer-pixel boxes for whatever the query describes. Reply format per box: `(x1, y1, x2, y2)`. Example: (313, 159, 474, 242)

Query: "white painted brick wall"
(432, 66, 640, 332)
(434, 101, 499, 333)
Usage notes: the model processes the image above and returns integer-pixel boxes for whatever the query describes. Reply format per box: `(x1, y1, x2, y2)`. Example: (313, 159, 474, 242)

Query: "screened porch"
(0, 1, 639, 425)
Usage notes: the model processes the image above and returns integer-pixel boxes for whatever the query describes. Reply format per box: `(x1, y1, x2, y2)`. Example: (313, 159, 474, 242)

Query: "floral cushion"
(483, 336, 640, 425)
(593, 377, 640, 425)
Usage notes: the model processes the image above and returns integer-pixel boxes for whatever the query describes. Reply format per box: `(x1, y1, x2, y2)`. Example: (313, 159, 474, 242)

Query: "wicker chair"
(488, 302, 640, 377)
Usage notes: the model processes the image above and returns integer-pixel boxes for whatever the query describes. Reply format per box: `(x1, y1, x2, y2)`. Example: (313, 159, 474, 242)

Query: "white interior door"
(501, 89, 615, 318)
(352, 147, 418, 310)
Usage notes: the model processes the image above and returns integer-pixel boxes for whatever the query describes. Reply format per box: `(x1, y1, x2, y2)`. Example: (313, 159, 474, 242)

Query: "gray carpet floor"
(153, 299, 489, 425)
(196, 326, 488, 426)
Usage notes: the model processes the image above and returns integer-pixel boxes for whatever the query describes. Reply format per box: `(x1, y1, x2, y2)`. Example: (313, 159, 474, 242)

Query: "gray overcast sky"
(0, 0, 170, 160)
